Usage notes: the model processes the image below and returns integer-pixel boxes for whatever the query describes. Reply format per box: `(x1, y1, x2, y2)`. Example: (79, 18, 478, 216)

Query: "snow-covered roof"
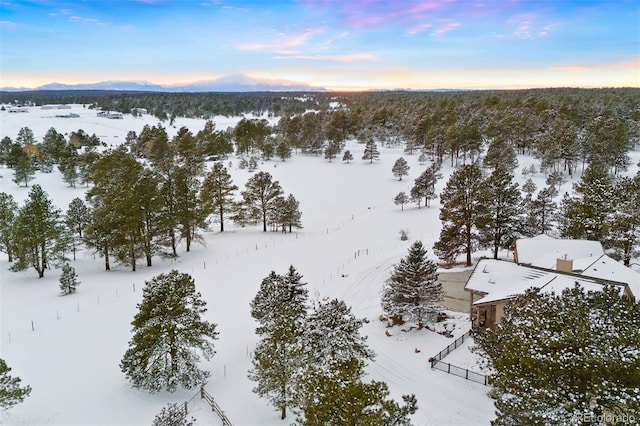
(466, 258, 632, 305)
(580, 255, 640, 301)
(515, 236, 604, 268)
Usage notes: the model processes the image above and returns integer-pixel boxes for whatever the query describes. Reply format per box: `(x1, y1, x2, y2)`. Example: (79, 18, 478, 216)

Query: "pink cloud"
(238, 30, 317, 52)
(431, 22, 460, 36)
(407, 23, 433, 35)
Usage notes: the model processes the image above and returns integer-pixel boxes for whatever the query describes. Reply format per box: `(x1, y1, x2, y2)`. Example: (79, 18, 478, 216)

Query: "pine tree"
(249, 267, 308, 420)
(411, 163, 441, 207)
(480, 166, 523, 259)
(525, 186, 557, 236)
(0, 358, 32, 410)
(151, 402, 195, 426)
(394, 192, 410, 211)
(342, 150, 353, 163)
(276, 140, 292, 161)
(606, 173, 640, 266)
(560, 160, 612, 242)
(381, 241, 442, 328)
(240, 171, 284, 232)
(475, 285, 640, 425)
(296, 357, 417, 426)
(391, 157, 410, 180)
(0, 193, 18, 262)
(324, 141, 341, 162)
(87, 150, 147, 270)
(12, 153, 35, 187)
(433, 164, 487, 266)
(65, 198, 90, 238)
(201, 162, 237, 232)
(483, 138, 518, 172)
(120, 270, 218, 393)
(295, 298, 417, 425)
(522, 178, 537, 195)
(58, 146, 79, 187)
(59, 262, 80, 295)
(11, 185, 64, 278)
(362, 140, 380, 163)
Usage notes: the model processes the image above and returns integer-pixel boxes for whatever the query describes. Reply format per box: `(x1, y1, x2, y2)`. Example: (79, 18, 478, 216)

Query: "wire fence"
(428, 329, 492, 387)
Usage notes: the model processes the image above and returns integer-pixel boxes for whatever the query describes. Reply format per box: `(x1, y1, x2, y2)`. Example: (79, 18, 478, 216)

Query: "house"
(465, 236, 639, 329)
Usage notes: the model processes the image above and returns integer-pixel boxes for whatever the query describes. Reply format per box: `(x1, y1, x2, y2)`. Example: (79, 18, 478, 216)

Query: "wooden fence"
(200, 386, 233, 426)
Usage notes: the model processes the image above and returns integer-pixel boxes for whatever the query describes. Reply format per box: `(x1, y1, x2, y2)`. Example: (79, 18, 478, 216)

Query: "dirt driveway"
(438, 269, 473, 314)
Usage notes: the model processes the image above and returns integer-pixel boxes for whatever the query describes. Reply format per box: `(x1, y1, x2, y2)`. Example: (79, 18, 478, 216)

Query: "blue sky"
(1, 0, 638, 90)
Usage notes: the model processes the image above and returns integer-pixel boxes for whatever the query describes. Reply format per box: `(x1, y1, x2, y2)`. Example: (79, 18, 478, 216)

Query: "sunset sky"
(1, 0, 638, 90)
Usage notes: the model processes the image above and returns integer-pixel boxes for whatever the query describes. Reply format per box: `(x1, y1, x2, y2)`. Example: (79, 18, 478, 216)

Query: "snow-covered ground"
(1, 105, 638, 425)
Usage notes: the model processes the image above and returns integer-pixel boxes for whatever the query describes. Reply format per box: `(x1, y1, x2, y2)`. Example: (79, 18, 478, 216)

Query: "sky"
(0, 0, 638, 91)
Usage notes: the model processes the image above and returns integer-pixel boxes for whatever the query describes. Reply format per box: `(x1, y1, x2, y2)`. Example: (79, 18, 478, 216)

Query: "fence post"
(447, 363, 451, 374)
(184, 401, 188, 416)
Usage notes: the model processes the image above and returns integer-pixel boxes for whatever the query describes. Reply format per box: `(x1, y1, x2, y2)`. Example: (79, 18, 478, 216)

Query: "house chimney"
(556, 258, 574, 273)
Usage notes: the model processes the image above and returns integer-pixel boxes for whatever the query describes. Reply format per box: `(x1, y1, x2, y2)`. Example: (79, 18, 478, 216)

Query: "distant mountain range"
(0, 74, 326, 92)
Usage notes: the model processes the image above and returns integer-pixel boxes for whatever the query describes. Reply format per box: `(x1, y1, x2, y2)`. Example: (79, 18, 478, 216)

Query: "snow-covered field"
(1, 105, 638, 425)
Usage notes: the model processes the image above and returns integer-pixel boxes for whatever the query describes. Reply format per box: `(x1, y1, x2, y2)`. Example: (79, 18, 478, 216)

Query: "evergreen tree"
(475, 285, 640, 425)
(381, 241, 442, 328)
(16, 127, 35, 146)
(120, 270, 218, 393)
(0, 136, 12, 167)
(391, 157, 410, 181)
(151, 403, 195, 426)
(433, 164, 487, 266)
(607, 173, 640, 266)
(324, 141, 341, 162)
(480, 166, 523, 259)
(12, 153, 35, 187)
(362, 140, 380, 163)
(40, 127, 67, 164)
(0, 358, 32, 410)
(342, 150, 353, 163)
(522, 178, 537, 195)
(276, 140, 292, 161)
(483, 138, 518, 172)
(302, 299, 375, 370)
(523, 186, 557, 236)
(78, 147, 100, 187)
(11, 185, 63, 278)
(296, 357, 417, 426)
(240, 171, 284, 232)
(65, 197, 90, 238)
(296, 299, 417, 425)
(249, 266, 308, 420)
(59, 262, 80, 295)
(201, 163, 237, 232)
(411, 163, 441, 208)
(87, 150, 146, 271)
(560, 160, 612, 242)
(394, 191, 409, 211)
(0, 193, 18, 262)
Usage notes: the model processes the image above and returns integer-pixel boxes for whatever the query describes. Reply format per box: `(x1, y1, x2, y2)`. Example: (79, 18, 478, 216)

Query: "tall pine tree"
(201, 162, 237, 232)
(480, 166, 522, 259)
(120, 270, 218, 392)
(381, 241, 442, 328)
(433, 164, 487, 266)
(240, 171, 284, 232)
(249, 266, 308, 420)
(11, 184, 64, 278)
